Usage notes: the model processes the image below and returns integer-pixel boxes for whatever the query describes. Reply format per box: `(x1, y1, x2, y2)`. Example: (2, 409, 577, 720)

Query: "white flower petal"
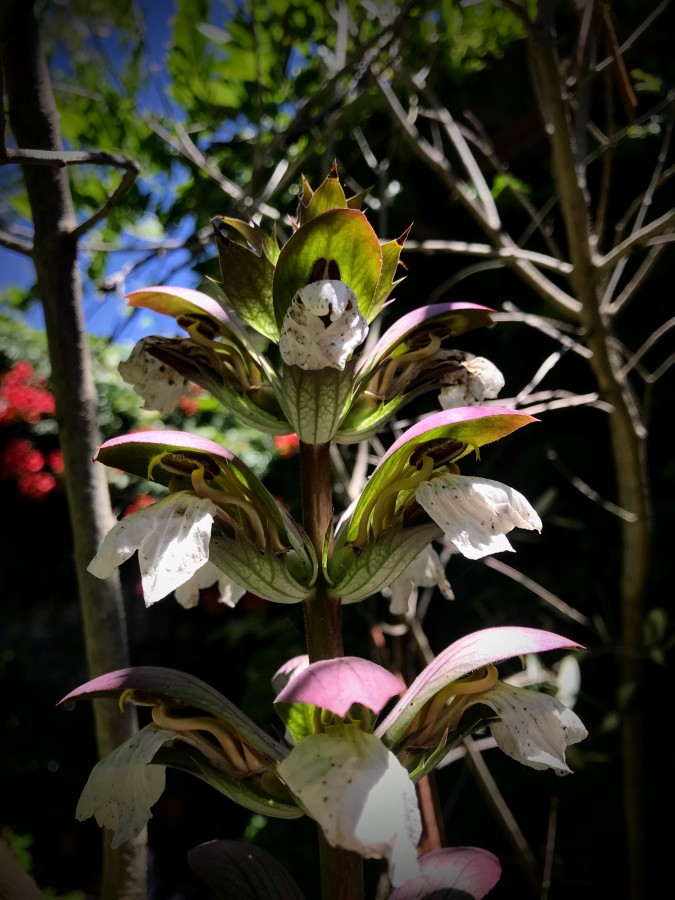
(278, 727, 422, 886)
(88, 491, 218, 605)
(119, 337, 190, 413)
(439, 353, 505, 409)
(76, 724, 175, 848)
(174, 559, 246, 609)
(387, 546, 454, 615)
(481, 682, 588, 775)
(415, 474, 542, 560)
(279, 280, 368, 370)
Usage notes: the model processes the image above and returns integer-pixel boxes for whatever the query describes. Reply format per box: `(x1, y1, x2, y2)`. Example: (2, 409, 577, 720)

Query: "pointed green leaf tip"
(273, 207, 383, 327)
(297, 162, 368, 225)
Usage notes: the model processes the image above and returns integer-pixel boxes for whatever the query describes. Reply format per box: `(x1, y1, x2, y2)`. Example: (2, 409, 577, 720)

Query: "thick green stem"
(299, 440, 365, 900)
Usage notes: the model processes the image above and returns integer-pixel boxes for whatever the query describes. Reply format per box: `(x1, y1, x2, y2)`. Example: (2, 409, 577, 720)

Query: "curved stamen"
(215, 467, 288, 553)
(152, 704, 250, 774)
(353, 453, 410, 548)
(377, 334, 443, 397)
(422, 664, 500, 728)
(191, 466, 267, 550)
(370, 453, 435, 538)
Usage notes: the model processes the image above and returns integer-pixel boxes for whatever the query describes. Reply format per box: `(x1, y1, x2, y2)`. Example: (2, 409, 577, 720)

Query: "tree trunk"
(1, 5, 147, 899)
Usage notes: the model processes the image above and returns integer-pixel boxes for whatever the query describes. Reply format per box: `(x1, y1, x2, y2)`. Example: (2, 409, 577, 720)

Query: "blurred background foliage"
(1, 0, 674, 898)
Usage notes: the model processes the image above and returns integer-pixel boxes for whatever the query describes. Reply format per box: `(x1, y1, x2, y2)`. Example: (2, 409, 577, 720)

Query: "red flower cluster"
(177, 383, 204, 417)
(0, 438, 63, 500)
(273, 432, 300, 457)
(0, 361, 55, 424)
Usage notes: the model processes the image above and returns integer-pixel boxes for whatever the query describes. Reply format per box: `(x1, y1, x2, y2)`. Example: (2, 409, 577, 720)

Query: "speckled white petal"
(278, 727, 422, 886)
(76, 724, 175, 848)
(387, 546, 454, 615)
(174, 559, 246, 609)
(482, 682, 588, 775)
(119, 337, 190, 413)
(279, 280, 368, 370)
(415, 474, 542, 560)
(88, 491, 218, 605)
(439, 353, 505, 409)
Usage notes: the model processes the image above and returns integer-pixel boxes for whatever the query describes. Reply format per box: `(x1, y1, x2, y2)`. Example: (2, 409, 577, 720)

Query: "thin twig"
(492, 305, 592, 358)
(0, 229, 33, 255)
(619, 315, 675, 378)
(482, 557, 593, 628)
(596, 206, 675, 273)
(0, 147, 140, 240)
(546, 447, 638, 521)
(601, 106, 674, 302)
(403, 239, 573, 274)
(607, 244, 668, 316)
(594, 0, 673, 73)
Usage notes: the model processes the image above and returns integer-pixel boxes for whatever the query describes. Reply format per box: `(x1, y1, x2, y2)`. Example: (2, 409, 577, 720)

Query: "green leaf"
(369, 229, 410, 322)
(210, 535, 315, 604)
(277, 360, 356, 444)
(329, 524, 441, 604)
(211, 219, 279, 340)
(274, 700, 317, 743)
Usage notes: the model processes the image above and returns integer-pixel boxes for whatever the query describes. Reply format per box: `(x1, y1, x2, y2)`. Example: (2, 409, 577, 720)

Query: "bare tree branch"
(0, 228, 33, 254)
(596, 206, 675, 273)
(619, 315, 675, 378)
(372, 70, 581, 317)
(403, 238, 573, 274)
(0, 146, 140, 240)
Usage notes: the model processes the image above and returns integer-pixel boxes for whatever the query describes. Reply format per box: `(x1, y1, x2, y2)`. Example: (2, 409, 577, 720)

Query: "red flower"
(17, 471, 56, 500)
(273, 433, 300, 457)
(0, 361, 55, 425)
(1, 438, 61, 499)
(177, 396, 199, 416)
(1, 438, 45, 477)
(48, 449, 64, 474)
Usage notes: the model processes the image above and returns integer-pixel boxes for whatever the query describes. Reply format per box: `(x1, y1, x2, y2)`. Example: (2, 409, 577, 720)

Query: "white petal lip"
(485, 682, 588, 774)
(76, 724, 175, 848)
(439, 354, 505, 409)
(278, 728, 422, 886)
(279, 280, 368, 370)
(174, 559, 246, 609)
(415, 474, 542, 560)
(88, 491, 218, 605)
(387, 546, 453, 615)
(118, 337, 189, 414)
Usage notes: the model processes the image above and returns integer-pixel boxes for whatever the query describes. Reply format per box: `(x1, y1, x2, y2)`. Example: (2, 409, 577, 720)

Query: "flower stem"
(299, 440, 365, 899)
(300, 441, 343, 662)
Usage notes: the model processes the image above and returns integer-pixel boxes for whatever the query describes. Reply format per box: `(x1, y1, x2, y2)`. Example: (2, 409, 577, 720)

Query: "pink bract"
(275, 656, 403, 717)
